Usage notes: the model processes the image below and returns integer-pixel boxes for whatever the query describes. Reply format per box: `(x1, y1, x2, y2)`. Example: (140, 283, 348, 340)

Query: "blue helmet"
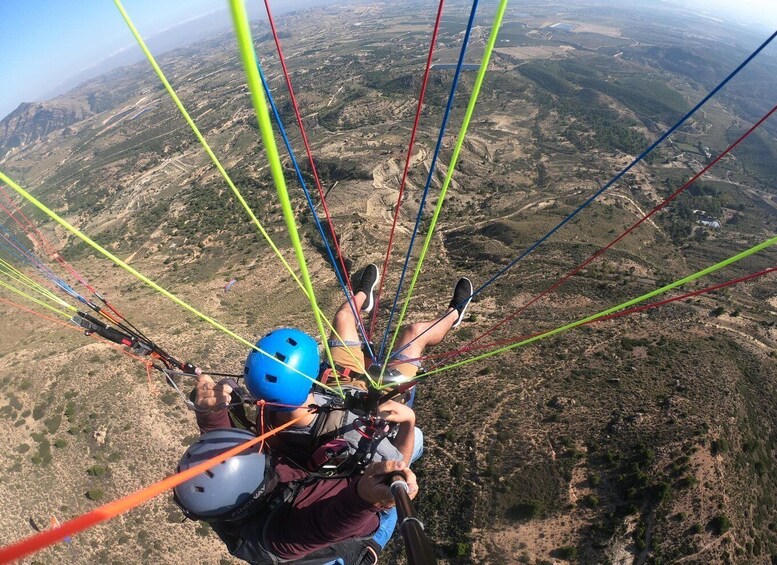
(173, 428, 276, 522)
(245, 328, 319, 411)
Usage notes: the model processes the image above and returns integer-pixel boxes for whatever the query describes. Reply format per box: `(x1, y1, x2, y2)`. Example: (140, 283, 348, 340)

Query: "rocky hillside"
(0, 2, 775, 564)
(0, 101, 89, 157)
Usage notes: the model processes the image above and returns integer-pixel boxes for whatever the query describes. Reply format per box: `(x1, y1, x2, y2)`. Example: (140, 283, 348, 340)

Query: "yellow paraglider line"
(113, 0, 364, 382)
(382, 0, 509, 381)
(0, 171, 341, 397)
(0, 258, 73, 309)
(228, 0, 349, 391)
(0, 278, 74, 318)
(419, 235, 777, 377)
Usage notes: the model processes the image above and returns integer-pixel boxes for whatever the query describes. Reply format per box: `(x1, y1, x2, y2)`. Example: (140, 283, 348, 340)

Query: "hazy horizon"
(2, 0, 775, 121)
(0, 0, 341, 121)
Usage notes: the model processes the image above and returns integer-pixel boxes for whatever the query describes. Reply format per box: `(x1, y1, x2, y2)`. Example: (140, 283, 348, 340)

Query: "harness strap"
(318, 362, 371, 385)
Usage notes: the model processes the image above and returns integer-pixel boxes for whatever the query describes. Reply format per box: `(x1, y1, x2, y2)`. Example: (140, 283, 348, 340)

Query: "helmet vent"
(244, 365, 249, 374)
(205, 470, 214, 478)
(286, 337, 298, 346)
(275, 352, 287, 363)
(195, 486, 205, 493)
(266, 374, 278, 383)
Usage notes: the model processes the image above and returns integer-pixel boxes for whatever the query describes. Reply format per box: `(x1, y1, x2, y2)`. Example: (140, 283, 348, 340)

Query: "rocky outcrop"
(0, 101, 90, 157)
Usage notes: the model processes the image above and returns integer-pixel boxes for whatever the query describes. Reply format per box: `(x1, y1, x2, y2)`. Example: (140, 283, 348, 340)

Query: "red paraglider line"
(444, 102, 777, 360)
(0, 295, 149, 365)
(263, 0, 355, 299)
(0, 185, 130, 324)
(399, 265, 777, 367)
(370, 0, 446, 340)
(0, 185, 94, 292)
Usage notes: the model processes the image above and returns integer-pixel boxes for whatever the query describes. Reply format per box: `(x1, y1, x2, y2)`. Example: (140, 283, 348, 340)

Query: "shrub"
(86, 489, 105, 502)
(711, 438, 729, 454)
(44, 415, 62, 434)
(36, 439, 52, 465)
(583, 494, 600, 508)
(553, 545, 578, 560)
(87, 465, 108, 477)
(16, 443, 30, 453)
(161, 393, 178, 406)
(710, 514, 731, 535)
(54, 439, 68, 448)
(651, 481, 671, 502)
(455, 542, 470, 558)
(507, 501, 544, 521)
(32, 404, 46, 420)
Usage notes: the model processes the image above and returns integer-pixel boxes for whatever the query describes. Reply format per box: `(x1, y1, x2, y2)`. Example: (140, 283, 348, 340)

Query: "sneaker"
(448, 277, 473, 329)
(354, 264, 380, 313)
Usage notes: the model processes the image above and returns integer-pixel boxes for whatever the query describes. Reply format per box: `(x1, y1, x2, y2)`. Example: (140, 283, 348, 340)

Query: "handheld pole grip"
(389, 473, 437, 565)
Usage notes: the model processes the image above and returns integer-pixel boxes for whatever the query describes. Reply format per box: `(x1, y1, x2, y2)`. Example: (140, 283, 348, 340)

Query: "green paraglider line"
(383, 0, 510, 380)
(228, 0, 343, 392)
(420, 234, 777, 377)
(112, 0, 300, 286)
(0, 171, 340, 396)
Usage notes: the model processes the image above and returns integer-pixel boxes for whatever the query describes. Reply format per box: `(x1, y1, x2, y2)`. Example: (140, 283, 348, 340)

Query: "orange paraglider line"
(0, 412, 312, 563)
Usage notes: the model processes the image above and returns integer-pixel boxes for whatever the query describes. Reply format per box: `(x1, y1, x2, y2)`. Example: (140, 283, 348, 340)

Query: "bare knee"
(399, 322, 427, 346)
(333, 306, 358, 332)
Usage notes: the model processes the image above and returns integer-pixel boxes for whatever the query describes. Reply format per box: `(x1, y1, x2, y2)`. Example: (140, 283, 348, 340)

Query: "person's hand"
(194, 375, 232, 412)
(378, 399, 415, 426)
(356, 460, 418, 508)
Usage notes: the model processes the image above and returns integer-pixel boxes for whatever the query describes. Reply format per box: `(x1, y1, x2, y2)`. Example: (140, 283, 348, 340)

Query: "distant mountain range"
(1, 0, 343, 123)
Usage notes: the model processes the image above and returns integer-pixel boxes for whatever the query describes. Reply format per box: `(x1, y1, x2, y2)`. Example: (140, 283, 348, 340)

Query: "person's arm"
(193, 374, 233, 433)
(379, 400, 416, 465)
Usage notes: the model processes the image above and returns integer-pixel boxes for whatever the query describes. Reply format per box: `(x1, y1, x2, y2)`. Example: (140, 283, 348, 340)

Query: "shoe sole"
(359, 266, 380, 314)
(451, 277, 473, 329)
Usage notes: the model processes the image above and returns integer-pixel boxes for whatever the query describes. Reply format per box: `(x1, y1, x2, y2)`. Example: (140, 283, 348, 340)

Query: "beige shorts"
(327, 342, 420, 387)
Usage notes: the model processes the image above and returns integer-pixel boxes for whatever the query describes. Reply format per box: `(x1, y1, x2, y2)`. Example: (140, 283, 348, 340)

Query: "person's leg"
(329, 290, 367, 345)
(327, 265, 379, 381)
(389, 277, 473, 378)
(371, 508, 398, 550)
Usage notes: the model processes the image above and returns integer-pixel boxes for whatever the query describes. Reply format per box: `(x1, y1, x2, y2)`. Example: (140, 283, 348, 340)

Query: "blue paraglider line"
(466, 28, 777, 302)
(256, 62, 378, 365)
(0, 224, 84, 303)
(384, 28, 777, 363)
(378, 0, 481, 362)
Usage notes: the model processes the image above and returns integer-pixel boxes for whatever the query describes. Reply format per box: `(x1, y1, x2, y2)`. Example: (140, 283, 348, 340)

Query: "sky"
(1, 1, 225, 119)
(0, 0, 332, 120)
(677, 0, 777, 28)
(1, 0, 776, 121)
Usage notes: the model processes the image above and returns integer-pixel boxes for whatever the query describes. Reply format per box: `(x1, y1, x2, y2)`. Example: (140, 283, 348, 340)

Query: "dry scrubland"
(0, 0, 776, 563)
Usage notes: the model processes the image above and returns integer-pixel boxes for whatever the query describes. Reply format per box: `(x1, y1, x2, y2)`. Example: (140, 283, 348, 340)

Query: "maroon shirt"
(196, 408, 379, 560)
